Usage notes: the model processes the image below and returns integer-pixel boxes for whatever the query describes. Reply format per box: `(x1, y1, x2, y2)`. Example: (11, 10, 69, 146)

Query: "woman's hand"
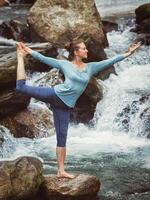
(128, 42, 141, 54)
(16, 42, 28, 58)
(124, 41, 141, 57)
(17, 42, 33, 55)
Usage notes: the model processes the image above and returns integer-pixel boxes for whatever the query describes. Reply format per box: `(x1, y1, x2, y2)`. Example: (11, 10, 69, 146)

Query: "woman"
(16, 39, 141, 178)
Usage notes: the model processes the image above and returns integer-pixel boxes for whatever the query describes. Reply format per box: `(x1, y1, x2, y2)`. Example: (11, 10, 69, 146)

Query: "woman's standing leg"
(17, 43, 74, 178)
(52, 106, 75, 179)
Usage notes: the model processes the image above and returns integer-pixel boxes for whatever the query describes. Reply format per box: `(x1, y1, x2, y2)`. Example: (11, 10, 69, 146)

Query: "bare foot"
(57, 170, 75, 179)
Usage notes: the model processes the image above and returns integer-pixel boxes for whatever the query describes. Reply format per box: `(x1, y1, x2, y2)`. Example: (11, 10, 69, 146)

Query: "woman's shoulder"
(59, 59, 72, 66)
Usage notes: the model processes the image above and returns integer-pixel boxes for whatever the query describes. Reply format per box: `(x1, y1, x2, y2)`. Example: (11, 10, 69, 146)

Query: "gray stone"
(0, 156, 44, 200)
(28, 0, 107, 48)
(40, 174, 100, 200)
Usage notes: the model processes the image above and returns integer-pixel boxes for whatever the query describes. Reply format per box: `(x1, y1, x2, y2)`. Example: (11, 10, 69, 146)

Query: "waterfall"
(0, 36, 17, 46)
(93, 26, 150, 138)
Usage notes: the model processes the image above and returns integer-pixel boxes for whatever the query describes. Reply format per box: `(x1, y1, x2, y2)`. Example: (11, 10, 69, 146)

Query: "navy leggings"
(16, 80, 70, 147)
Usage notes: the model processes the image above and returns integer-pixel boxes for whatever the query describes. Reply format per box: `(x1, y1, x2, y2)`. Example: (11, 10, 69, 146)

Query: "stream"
(0, 1, 150, 199)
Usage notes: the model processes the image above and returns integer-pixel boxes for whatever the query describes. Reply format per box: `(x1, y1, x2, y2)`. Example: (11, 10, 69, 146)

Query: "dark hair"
(65, 39, 84, 61)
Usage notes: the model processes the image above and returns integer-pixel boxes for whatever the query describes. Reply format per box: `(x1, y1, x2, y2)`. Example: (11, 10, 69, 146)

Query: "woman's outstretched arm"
(88, 42, 141, 76)
(19, 42, 62, 70)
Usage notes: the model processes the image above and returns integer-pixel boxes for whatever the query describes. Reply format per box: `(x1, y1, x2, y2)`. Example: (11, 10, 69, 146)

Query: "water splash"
(0, 36, 17, 46)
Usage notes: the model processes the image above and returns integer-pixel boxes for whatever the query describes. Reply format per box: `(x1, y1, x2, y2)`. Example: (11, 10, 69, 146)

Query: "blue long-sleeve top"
(31, 51, 125, 108)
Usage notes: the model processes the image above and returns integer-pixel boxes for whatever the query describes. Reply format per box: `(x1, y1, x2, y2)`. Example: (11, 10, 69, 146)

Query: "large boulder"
(40, 174, 100, 200)
(27, 0, 108, 50)
(0, 156, 44, 200)
(0, 104, 55, 138)
(135, 3, 150, 25)
(0, 45, 58, 90)
(0, 90, 30, 119)
(131, 3, 150, 45)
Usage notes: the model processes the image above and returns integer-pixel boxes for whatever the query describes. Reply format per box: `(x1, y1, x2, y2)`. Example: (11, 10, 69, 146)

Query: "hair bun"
(64, 42, 71, 51)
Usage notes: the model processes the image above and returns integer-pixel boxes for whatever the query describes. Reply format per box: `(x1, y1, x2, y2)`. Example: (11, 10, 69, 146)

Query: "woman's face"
(75, 42, 88, 59)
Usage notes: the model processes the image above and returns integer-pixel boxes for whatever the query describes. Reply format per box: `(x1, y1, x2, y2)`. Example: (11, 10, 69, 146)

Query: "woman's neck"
(71, 57, 84, 67)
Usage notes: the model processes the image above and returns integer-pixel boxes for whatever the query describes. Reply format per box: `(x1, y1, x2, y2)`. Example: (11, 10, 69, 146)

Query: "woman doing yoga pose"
(16, 40, 141, 178)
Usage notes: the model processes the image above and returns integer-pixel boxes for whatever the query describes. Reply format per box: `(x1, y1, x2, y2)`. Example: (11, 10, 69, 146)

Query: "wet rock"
(128, 191, 150, 200)
(140, 107, 150, 138)
(0, 90, 30, 119)
(0, 20, 31, 42)
(9, 0, 36, 3)
(0, 0, 9, 6)
(131, 3, 150, 45)
(140, 19, 150, 34)
(0, 156, 44, 200)
(0, 126, 5, 147)
(102, 20, 118, 33)
(40, 174, 100, 200)
(0, 46, 58, 90)
(0, 51, 17, 90)
(132, 34, 150, 46)
(28, 0, 108, 49)
(0, 104, 54, 138)
(135, 3, 150, 25)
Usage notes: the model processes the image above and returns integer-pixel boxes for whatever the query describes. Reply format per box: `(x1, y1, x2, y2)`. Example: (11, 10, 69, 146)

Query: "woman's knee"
(16, 79, 26, 92)
(57, 132, 67, 147)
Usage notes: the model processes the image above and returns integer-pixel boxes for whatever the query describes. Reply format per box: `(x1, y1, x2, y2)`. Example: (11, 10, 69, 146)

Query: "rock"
(9, 0, 36, 4)
(27, 0, 108, 48)
(0, 20, 31, 42)
(102, 20, 118, 33)
(140, 107, 150, 138)
(0, 126, 5, 147)
(0, 0, 9, 6)
(71, 77, 103, 124)
(40, 174, 100, 200)
(0, 156, 44, 200)
(0, 104, 54, 138)
(0, 46, 58, 90)
(128, 191, 150, 200)
(130, 4, 150, 45)
(0, 90, 30, 119)
(140, 19, 150, 34)
(135, 3, 150, 25)
(0, 51, 17, 90)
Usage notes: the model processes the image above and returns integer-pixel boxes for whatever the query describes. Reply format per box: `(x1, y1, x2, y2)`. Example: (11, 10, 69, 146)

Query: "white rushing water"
(95, 0, 150, 17)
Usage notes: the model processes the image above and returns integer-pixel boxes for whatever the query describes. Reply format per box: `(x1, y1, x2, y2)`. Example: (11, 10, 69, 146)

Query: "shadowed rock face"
(135, 3, 150, 25)
(0, 90, 30, 119)
(132, 3, 150, 45)
(0, 105, 55, 138)
(27, 0, 107, 48)
(0, 156, 44, 200)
